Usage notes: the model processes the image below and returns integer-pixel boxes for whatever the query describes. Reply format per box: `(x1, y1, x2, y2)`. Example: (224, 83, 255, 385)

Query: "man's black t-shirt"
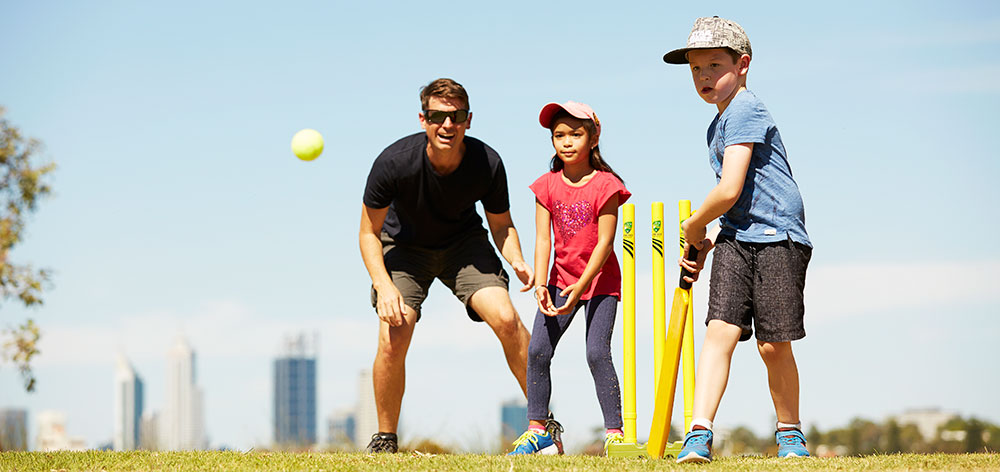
(363, 133, 510, 249)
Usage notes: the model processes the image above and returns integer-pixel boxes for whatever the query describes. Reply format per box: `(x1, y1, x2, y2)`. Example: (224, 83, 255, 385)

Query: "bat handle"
(679, 246, 699, 290)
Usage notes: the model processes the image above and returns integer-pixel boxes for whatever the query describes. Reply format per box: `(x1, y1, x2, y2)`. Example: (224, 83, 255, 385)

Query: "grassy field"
(2, 451, 999, 472)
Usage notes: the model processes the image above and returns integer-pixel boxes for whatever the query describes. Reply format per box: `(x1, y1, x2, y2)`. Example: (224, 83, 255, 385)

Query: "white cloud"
(805, 259, 1000, 320)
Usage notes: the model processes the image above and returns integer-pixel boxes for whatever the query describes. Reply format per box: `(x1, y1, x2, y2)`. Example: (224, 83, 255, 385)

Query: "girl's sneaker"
(604, 432, 625, 455)
(776, 429, 810, 457)
(507, 429, 559, 455)
(676, 429, 713, 463)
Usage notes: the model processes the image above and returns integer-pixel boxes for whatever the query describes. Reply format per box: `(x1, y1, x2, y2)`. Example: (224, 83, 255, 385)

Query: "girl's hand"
(512, 260, 535, 292)
(535, 286, 558, 316)
(554, 284, 583, 315)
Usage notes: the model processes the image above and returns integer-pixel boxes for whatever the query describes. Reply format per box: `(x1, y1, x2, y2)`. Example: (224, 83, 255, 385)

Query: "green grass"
(1, 451, 998, 471)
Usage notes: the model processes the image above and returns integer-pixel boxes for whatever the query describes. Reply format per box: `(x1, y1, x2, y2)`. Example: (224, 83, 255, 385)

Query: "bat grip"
(679, 246, 699, 290)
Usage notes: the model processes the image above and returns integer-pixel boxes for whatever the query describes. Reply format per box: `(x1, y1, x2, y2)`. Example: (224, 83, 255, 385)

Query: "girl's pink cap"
(538, 101, 601, 138)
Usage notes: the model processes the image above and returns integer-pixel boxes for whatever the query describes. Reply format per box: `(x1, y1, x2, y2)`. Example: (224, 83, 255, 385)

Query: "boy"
(663, 17, 813, 463)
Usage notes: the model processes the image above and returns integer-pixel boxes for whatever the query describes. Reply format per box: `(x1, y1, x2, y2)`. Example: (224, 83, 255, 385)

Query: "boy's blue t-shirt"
(708, 90, 811, 247)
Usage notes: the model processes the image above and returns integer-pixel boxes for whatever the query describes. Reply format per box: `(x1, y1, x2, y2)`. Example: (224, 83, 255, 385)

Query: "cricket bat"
(647, 246, 699, 458)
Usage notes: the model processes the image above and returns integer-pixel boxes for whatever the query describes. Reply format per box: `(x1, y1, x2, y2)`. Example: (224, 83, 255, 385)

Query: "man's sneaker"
(545, 414, 565, 455)
(776, 429, 810, 457)
(604, 432, 624, 455)
(676, 429, 713, 463)
(366, 432, 398, 453)
(507, 429, 559, 455)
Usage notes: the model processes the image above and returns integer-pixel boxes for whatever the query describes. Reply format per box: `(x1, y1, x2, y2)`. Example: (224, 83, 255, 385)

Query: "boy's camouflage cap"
(663, 16, 752, 64)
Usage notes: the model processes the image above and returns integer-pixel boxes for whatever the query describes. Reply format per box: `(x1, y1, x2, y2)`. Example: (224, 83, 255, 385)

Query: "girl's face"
(550, 116, 595, 166)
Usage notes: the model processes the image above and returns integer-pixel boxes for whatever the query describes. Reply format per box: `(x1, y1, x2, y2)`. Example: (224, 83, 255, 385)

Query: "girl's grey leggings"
(526, 286, 623, 429)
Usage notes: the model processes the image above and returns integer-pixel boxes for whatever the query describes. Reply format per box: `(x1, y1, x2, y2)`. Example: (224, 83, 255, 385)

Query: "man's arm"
(484, 209, 534, 292)
(359, 203, 405, 326)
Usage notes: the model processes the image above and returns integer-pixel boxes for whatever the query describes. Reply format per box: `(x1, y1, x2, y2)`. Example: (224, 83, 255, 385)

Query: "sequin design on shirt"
(552, 199, 593, 241)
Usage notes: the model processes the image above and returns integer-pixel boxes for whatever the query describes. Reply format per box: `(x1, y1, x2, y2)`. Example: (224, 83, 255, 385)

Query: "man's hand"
(511, 260, 534, 292)
(374, 282, 407, 327)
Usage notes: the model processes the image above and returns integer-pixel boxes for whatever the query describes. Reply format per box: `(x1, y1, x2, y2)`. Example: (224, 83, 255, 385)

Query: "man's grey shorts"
(370, 231, 510, 322)
(707, 234, 812, 342)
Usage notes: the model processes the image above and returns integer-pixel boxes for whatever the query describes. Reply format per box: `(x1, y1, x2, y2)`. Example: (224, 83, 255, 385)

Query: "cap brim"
(663, 47, 693, 64)
(538, 103, 565, 128)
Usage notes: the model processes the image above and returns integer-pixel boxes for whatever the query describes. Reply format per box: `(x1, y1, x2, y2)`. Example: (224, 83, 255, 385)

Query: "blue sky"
(1, 0, 998, 452)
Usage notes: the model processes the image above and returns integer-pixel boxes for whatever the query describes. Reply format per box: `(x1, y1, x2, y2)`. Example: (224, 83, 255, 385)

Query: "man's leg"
(468, 286, 530, 396)
(372, 305, 420, 433)
(757, 341, 799, 425)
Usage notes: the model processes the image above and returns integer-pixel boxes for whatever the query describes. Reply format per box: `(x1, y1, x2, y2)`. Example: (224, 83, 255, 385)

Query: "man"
(359, 78, 559, 453)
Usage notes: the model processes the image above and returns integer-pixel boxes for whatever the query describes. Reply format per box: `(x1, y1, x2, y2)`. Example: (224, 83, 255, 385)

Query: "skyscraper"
(273, 333, 317, 448)
(163, 336, 205, 450)
(354, 368, 378, 449)
(327, 408, 356, 449)
(113, 355, 144, 451)
(500, 399, 528, 446)
(0, 408, 28, 451)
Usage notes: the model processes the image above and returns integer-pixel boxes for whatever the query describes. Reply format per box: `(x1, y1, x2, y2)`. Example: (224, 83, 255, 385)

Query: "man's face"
(687, 48, 749, 108)
(419, 96, 471, 155)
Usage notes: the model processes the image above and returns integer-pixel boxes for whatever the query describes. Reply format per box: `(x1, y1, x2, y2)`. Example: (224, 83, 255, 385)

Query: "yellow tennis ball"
(291, 129, 324, 161)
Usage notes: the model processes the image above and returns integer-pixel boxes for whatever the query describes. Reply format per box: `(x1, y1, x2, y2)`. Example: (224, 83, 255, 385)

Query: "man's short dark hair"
(420, 78, 469, 110)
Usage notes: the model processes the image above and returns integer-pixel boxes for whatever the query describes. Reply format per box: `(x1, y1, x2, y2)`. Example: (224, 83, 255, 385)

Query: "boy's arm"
(359, 203, 406, 326)
(484, 209, 534, 292)
(680, 143, 753, 280)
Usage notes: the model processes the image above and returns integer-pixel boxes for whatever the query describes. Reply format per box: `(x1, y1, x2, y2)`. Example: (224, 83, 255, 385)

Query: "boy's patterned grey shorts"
(707, 234, 812, 342)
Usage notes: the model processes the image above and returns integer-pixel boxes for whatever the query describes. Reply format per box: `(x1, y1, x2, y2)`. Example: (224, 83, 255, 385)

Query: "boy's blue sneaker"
(776, 429, 810, 457)
(507, 429, 559, 455)
(676, 429, 713, 463)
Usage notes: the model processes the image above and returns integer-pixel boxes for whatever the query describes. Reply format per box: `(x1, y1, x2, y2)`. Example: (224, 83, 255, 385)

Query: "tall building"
(114, 355, 144, 451)
(353, 369, 378, 449)
(139, 411, 160, 450)
(273, 333, 317, 448)
(163, 336, 205, 450)
(500, 399, 528, 446)
(327, 408, 356, 449)
(36, 410, 86, 451)
(0, 408, 28, 451)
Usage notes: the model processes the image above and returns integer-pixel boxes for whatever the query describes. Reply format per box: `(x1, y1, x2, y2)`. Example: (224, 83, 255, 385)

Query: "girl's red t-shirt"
(529, 170, 631, 300)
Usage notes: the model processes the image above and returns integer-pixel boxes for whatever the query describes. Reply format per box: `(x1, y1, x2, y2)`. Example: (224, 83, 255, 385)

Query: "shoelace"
(605, 433, 624, 447)
(512, 430, 542, 448)
(777, 432, 805, 446)
(369, 434, 396, 452)
(685, 431, 711, 446)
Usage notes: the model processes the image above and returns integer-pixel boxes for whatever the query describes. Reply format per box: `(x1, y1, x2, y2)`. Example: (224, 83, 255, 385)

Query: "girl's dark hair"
(548, 110, 624, 183)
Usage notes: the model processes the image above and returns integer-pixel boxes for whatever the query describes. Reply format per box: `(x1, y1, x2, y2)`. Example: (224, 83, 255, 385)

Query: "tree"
(0, 106, 55, 392)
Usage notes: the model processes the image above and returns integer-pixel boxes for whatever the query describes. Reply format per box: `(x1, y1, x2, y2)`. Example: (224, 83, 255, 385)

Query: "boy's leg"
(757, 341, 799, 425)
(691, 319, 743, 422)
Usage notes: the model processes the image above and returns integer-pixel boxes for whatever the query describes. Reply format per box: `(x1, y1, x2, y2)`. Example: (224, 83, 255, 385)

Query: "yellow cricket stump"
(608, 201, 697, 459)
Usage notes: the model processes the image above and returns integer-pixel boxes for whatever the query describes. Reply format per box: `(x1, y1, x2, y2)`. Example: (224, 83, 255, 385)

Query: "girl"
(508, 101, 631, 456)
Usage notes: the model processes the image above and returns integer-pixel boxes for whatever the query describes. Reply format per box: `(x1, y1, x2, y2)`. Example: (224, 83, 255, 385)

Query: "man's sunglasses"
(423, 109, 471, 124)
